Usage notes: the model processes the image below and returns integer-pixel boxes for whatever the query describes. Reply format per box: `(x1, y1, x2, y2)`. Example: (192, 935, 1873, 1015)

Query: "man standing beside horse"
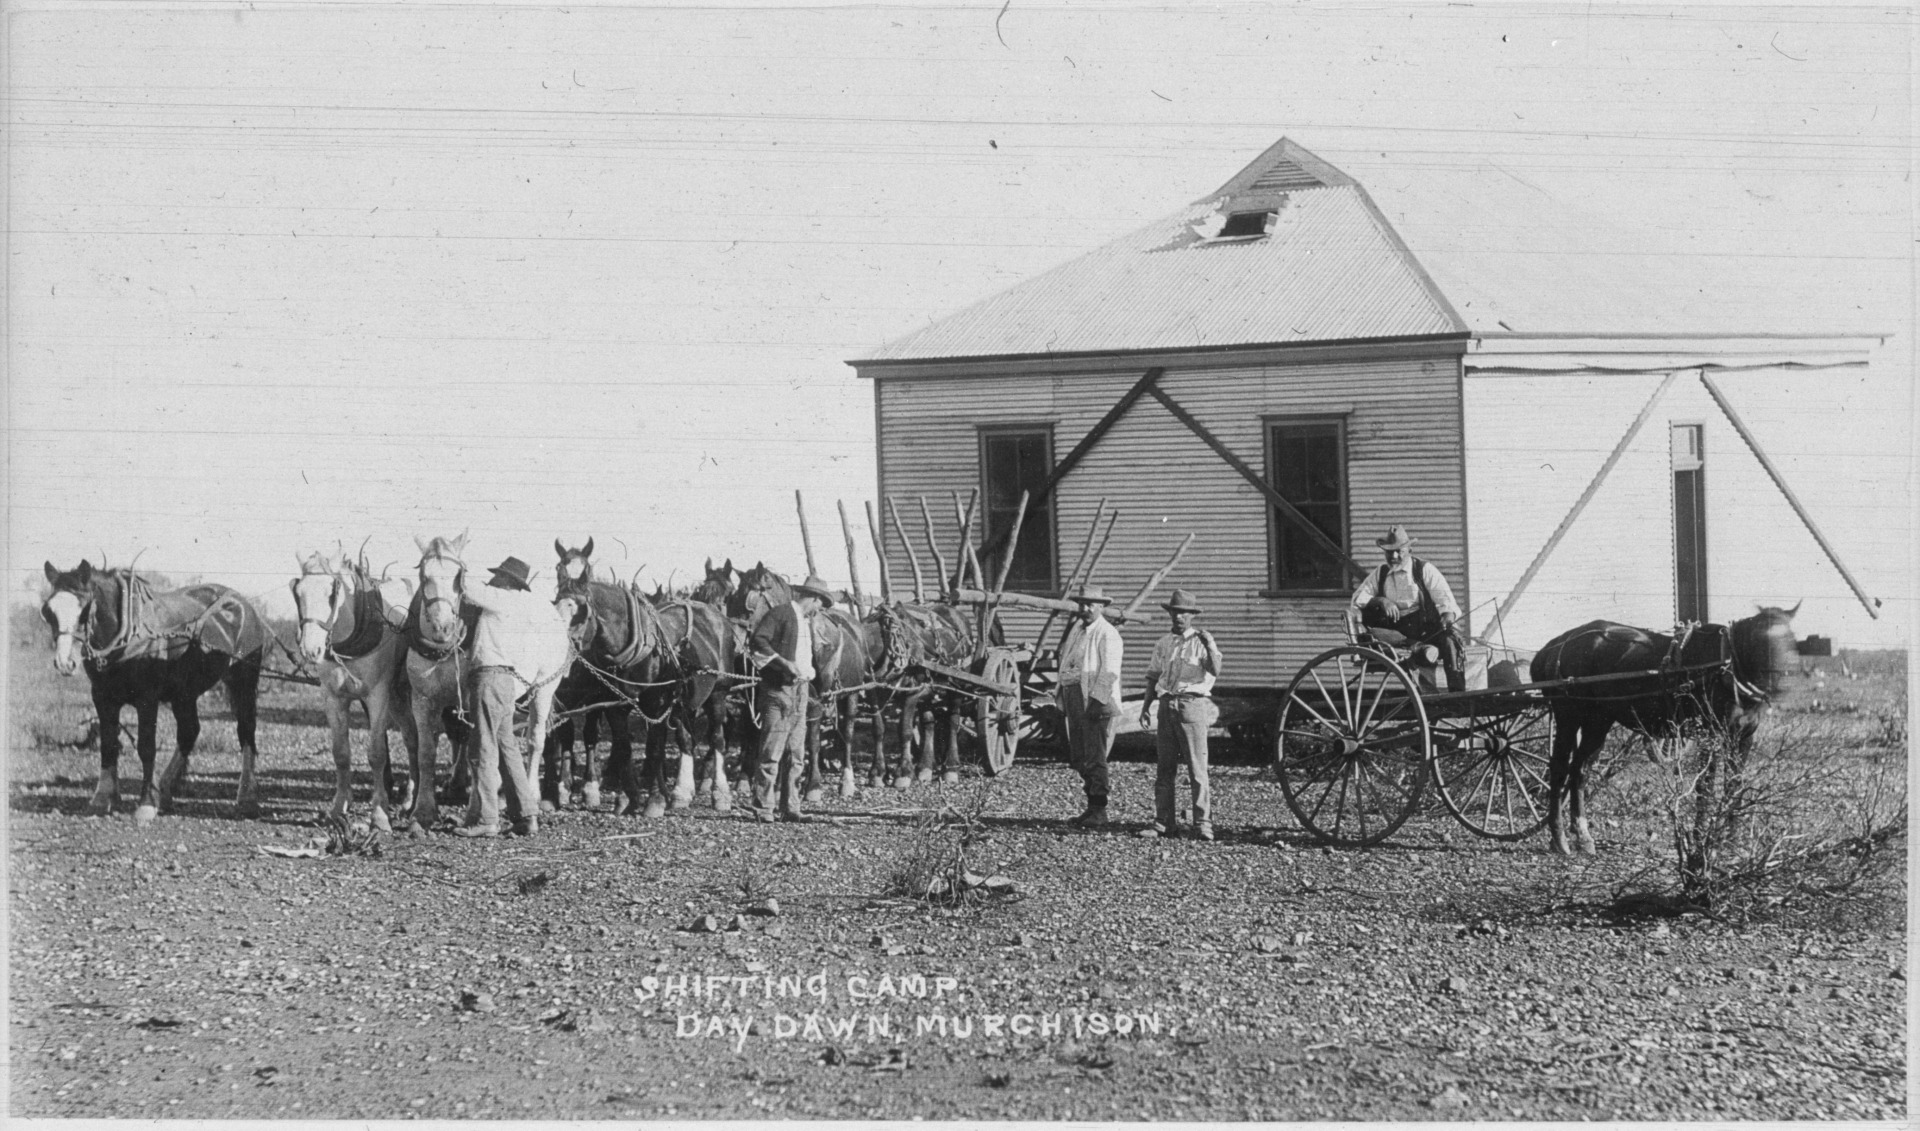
(455, 556, 557, 839)
(1058, 584, 1124, 829)
(747, 574, 836, 823)
(1349, 525, 1469, 693)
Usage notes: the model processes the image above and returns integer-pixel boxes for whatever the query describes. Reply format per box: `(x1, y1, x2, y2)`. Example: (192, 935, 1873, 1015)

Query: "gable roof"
(856, 139, 1466, 363)
(855, 137, 1872, 366)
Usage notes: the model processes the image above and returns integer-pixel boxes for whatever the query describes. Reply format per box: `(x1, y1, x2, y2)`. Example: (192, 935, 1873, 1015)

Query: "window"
(1671, 424, 1708, 622)
(1266, 418, 1348, 590)
(978, 426, 1056, 592)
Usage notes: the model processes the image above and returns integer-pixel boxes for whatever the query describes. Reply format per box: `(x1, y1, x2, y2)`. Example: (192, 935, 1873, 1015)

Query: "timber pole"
(795, 490, 820, 578)
(916, 496, 950, 602)
(838, 500, 866, 611)
(951, 489, 981, 594)
(887, 495, 925, 602)
(865, 500, 892, 603)
(1033, 498, 1107, 650)
(1117, 533, 1196, 622)
(1699, 371, 1882, 619)
(1039, 508, 1119, 656)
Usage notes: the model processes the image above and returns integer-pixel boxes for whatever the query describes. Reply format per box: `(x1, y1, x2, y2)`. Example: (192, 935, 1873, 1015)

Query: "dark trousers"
(1362, 605, 1468, 692)
(1155, 696, 1217, 829)
(753, 681, 808, 816)
(1060, 683, 1115, 803)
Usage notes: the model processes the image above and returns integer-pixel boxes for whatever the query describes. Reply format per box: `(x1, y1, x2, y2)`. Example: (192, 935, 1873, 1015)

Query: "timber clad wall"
(874, 352, 1466, 691)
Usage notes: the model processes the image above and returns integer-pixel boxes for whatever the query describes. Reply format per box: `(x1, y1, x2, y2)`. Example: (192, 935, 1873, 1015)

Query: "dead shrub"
(1632, 711, 1906, 926)
(881, 782, 1005, 909)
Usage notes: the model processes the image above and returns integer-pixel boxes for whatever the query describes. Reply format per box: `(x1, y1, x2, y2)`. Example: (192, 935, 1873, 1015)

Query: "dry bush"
(882, 782, 1003, 908)
(1637, 711, 1907, 926)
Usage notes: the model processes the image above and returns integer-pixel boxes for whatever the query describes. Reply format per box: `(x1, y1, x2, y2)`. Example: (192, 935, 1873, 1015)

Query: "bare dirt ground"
(7, 640, 1909, 1122)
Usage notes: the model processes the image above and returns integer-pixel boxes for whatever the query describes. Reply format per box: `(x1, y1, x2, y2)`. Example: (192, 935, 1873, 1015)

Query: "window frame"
(1262, 413, 1352, 596)
(975, 423, 1059, 594)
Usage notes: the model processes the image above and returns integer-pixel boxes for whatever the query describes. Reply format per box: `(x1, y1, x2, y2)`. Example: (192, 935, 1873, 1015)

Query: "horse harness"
(296, 571, 391, 665)
(68, 572, 257, 666)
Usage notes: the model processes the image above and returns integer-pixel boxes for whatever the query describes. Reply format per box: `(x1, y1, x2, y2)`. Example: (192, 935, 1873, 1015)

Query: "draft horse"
(401, 533, 480, 829)
(289, 550, 419, 831)
(42, 560, 268, 825)
(557, 548, 736, 817)
(1531, 605, 1800, 855)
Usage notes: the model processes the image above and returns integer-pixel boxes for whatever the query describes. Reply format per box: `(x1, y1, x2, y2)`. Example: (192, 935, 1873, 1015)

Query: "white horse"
(289, 551, 419, 831)
(404, 532, 474, 831)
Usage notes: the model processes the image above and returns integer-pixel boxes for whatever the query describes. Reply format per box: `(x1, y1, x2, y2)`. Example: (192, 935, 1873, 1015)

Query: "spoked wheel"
(975, 649, 1021, 776)
(1274, 646, 1431, 847)
(1430, 702, 1554, 840)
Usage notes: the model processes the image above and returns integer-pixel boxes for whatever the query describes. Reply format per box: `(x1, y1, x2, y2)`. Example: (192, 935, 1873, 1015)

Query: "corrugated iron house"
(848, 139, 1882, 694)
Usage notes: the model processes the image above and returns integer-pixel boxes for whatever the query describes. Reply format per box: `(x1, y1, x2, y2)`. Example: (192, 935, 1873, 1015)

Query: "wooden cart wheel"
(1430, 701, 1554, 841)
(975, 649, 1021, 776)
(1274, 646, 1431, 847)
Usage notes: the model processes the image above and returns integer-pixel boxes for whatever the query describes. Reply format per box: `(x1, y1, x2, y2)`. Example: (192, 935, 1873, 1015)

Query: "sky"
(7, 1, 1914, 646)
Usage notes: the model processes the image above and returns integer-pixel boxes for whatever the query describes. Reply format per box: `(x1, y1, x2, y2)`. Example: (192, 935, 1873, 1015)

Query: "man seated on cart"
(1348, 525, 1469, 694)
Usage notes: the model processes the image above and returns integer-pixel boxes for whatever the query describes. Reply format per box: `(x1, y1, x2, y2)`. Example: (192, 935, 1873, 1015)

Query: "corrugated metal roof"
(856, 137, 1867, 365)
(858, 140, 1463, 363)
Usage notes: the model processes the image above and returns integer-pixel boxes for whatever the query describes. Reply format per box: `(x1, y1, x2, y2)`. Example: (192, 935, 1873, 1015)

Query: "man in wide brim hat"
(746, 571, 833, 823)
(792, 575, 836, 608)
(1058, 582, 1123, 828)
(1139, 588, 1224, 841)
(455, 554, 555, 838)
(1351, 525, 1468, 693)
(486, 556, 534, 591)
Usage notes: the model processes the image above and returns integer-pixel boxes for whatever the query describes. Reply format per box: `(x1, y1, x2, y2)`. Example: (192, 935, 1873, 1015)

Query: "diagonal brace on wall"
(978, 367, 1164, 563)
(1145, 385, 1367, 582)
(1699, 371, 1881, 620)
(1483, 368, 1683, 641)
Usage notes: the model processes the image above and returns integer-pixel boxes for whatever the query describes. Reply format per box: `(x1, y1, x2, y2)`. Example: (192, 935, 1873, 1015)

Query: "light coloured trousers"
(468, 667, 537, 830)
(1155, 695, 1218, 829)
(753, 681, 809, 816)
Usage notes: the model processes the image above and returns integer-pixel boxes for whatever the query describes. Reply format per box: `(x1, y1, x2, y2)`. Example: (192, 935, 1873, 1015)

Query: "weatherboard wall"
(1462, 365, 1879, 653)
(870, 351, 1467, 692)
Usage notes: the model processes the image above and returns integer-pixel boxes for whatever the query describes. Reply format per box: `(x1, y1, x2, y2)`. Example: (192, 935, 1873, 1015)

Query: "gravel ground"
(9, 741, 1908, 1122)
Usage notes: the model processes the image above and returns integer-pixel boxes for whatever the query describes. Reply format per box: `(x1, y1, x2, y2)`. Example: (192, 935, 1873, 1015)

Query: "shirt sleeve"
(1350, 567, 1379, 609)
(746, 607, 784, 668)
(1088, 624, 1124, 707)
(461, 584, 506, 613)
(1423, 562, 1462, 621)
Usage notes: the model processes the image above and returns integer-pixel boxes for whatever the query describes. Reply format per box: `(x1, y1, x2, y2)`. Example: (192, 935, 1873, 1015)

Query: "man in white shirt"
(746, 574, 833, 823)
(1138, 589, 1224, 841)
(456, 556, 557, 838)
(1057, 584, 1124, 828)
(1349, 525, 1468, 693)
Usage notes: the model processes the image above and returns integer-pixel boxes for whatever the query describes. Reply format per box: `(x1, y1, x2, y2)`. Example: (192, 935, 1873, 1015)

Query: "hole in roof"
(1217, 211, 1275, 239)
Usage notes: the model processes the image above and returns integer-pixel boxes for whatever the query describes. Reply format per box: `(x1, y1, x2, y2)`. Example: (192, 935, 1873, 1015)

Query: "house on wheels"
(846, 138, 1885, 699)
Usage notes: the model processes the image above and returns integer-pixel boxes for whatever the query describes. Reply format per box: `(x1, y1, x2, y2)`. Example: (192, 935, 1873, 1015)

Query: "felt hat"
(794, 574, 836, 608)
(1162, 588, 1203, 614)
(1069, 584, 1112, 606)
(487, 556, 534, 591)
(1375, 525, 1417, 551)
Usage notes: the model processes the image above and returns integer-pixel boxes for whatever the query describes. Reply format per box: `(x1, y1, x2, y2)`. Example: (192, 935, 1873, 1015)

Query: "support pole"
(1039, 508, 1120, 657)
(795, 490, 819, 578)
(1116, 534, 1196, 622)
(887, 496, 925, 602)
(951, 489, 980, 594)
(1033, 498, 1109, 651)
(1485, 368, 1682, 640)
(916, 496, 950, 603)
(865, 500, 892, 603)
(838, 500, 866, 611)
(1700, 371, 1881, 619)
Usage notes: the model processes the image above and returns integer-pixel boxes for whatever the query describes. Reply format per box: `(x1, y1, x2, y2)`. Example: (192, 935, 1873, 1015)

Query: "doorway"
(1671, 423, 1708, 623)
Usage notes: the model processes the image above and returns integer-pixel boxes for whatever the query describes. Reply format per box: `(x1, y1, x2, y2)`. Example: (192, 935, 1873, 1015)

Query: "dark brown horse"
(731, 563, 978, 796)
(41, 561, 268, 825)
(545, 539, 618, 810)
(1531, 605, 1800, 855)
(556, 552, 736, 818)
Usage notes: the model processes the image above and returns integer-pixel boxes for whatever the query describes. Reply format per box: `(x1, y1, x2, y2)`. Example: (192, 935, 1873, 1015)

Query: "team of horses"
(40, 546, 1802, 855)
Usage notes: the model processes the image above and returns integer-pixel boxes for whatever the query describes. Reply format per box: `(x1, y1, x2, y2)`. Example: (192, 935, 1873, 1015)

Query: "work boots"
(1068, 798, 1109, 829)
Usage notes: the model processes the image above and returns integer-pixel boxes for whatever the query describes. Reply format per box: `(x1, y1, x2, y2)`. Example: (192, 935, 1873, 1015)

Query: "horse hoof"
(407, 821, 429, 840)
(839, 784, 858, 800)
(894, 776, 914, 791)
(713, 792, 732, 813)
(804, 787, 824, 803)
(84, 797, 113, 818)
(371, 809, 393, 834)
(669, 794, 693, 812)
(643, 798, 668, 820)
(613, 794, 633, 817)
(540, 799, 559, 814)
(582, 784, 602, 810)
(133, 804, 159, 827)
(941, 771, 960, 784)
(234, 798, 261, 820)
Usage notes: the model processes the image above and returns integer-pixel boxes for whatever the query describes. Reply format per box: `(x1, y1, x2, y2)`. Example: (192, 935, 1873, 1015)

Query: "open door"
(1671, 423, 1708, 623)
